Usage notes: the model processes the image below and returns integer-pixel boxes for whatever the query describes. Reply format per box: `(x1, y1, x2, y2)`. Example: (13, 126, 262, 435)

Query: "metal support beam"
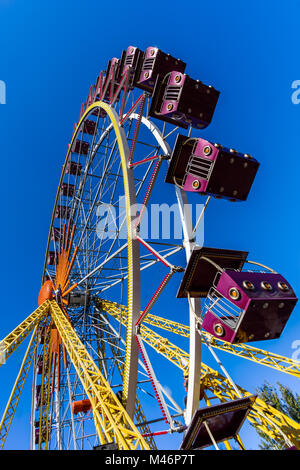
(37, 325, 52, 450)
(49, 300, 149, 450)
(100, 299, 300, 448)
(0, 322, 45, 449)
(0, 302, 50, 365)
(92, 312, 157, 449)
(99, 298, 300, 379)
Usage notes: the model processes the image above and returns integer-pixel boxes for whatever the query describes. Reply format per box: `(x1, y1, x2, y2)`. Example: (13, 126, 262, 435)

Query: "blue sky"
(0, 0, 299, 450)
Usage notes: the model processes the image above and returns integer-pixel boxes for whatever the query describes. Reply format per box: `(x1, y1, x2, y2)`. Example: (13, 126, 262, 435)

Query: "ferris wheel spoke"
(49, 300, 150, 449)
(77, 171, 123, 263)
(162, 125, 179, 141)
(98, 297, 298, 447)
(75, 140, 119, 250)
(135, 334, 176, 429)
(94, 311, 177, 422)
(77, 242, 128, 286)
(41, 97, 194, 446)
(73, 105, 104, 201)
(91, 245, 183, 295)
(69, 122, 114, 230)
(87, 168, 124, 270)
(96, 309, 185, 421)
(2, 43, 291, 451)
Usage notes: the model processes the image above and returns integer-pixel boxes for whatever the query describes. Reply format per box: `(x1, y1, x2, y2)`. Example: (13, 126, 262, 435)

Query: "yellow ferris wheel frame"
(42, 101, 141, 418)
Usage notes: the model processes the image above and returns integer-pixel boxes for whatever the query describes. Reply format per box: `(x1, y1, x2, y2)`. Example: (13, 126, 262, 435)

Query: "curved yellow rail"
(42, 102, 140, 416)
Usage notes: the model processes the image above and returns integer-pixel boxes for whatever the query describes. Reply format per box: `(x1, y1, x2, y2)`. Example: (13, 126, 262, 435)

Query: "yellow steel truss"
(95, 312, 157, 449)
(1, 297, 298, 449)
(0, 323, 44, 449)
(98, 299, 300, 379)
(0, 302, 50, 365)
(49, 300, 149, 450)
(99, 299, 300, 448)
(36, 323, 52, 450)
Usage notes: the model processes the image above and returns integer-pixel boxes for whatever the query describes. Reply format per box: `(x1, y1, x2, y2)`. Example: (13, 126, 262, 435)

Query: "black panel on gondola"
(177, 247, 248, 298)
(180, 396, 256, 450)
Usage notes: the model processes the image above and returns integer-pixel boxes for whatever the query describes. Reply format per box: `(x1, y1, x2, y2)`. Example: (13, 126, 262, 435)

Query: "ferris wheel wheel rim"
(40, 97, 199, 433)
(41, 100, 142, 418)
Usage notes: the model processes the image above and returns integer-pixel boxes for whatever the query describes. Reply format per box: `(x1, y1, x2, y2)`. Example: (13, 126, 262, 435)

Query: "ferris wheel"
(0, 46, 299, 451)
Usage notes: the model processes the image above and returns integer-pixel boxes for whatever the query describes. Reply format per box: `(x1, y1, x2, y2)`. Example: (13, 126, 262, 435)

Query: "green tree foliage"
(254, 381, 300, 449)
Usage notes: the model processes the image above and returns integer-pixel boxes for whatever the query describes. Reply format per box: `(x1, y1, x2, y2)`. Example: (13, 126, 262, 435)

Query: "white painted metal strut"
(203, 421, 220, 450)
(129, 114, 202, 427)
(176, 188, 202, 426)
(192, 196, 211, 235)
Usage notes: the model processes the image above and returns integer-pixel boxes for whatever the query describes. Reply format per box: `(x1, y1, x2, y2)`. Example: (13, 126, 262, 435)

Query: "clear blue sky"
(0, 0, 299, 450)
